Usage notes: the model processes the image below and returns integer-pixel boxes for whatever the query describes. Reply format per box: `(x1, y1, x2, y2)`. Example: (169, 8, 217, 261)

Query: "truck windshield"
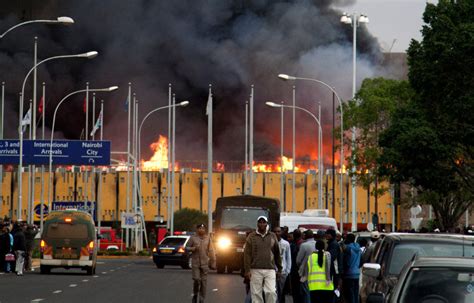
(221, 207, 269, 230)
(46, 223, 89, 239)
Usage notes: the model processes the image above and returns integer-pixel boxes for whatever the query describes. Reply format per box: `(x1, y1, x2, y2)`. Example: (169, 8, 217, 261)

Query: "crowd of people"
(0, 218, 38, 276)
(242, 216, 378, 303)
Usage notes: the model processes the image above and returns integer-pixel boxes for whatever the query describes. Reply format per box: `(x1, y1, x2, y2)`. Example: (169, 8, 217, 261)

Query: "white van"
(280, 209, 338, 233)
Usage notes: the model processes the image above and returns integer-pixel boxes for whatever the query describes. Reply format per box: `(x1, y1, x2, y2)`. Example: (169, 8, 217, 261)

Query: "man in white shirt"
(274, 227, 291, 303)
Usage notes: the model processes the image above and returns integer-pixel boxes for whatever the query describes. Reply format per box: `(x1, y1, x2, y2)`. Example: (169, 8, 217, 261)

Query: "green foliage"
(342, 77, 412, 196)
(173, 208, 207, 232)
(379, 0, 474, 230)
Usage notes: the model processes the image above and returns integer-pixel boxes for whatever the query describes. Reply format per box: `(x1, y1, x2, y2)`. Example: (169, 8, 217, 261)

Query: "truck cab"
(99, 227, 125, 251)
(214, 195, 280, 274)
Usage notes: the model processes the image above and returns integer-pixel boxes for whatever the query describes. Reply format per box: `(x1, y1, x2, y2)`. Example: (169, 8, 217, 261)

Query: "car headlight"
(152, 247, 157, 253)
(217, 237, 232, 249)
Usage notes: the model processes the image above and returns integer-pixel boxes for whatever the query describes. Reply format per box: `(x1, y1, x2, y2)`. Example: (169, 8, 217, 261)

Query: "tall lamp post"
(266, 102, 324, 210)
(48, 86, 118, 213)
(0, 16, 74, 39)
(18, 51, 98, 221)
(341, 12, 369, 231)
(278, 74, 345, 231)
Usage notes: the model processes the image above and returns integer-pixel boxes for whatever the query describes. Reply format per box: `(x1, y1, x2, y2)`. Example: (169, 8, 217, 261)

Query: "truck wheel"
(216, 262, 225, 274)
(156, 262, 165, 269)
(40, 265, 50, 274)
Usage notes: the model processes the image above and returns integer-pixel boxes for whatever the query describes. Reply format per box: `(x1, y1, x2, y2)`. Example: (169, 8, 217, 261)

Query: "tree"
(379, 0, 474, 230)
(173, 208, 208, 231)
(342, 77, 412, 213)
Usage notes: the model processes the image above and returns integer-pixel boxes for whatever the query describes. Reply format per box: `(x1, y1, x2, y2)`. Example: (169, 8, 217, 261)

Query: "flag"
(205, 91, 212, 116)
(90, 108, 103, 137)
(21, 108, 31, 132)
(124, 96, 129, 112)
(38, 96, 44, 114)
(83, 97, 87, 113)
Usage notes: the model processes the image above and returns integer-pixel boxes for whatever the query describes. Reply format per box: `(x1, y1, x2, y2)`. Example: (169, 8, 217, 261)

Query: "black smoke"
(0, 0, 384, 166)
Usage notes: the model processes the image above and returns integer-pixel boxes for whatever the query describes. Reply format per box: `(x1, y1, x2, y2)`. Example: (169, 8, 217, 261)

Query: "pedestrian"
(307, 240, 334, 303)
(281, 226, 289, 241)
(24, 224, 38, 271)
(342, 233, 361, 303)
(290, 229, 303, 303)
(325, 229, 342, 302)
(297, 229, 316, 303)
(244, 216, 282, 303)
(186, 223, 216, 303)
(274, 227, 291, 303)
(13, 223, 26, 276)
(0, 225, 11, 272)
(360, 231, 380, 265)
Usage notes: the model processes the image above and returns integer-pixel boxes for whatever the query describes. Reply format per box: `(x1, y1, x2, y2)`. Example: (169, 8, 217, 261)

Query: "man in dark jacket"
(342, 233, 361, 303)
(244, 216, 282, 303)
(0, 225, 11, 272)
(24, 224, 38, 271)
(13, 223, 26, 276)
(326, 229, 343, 301)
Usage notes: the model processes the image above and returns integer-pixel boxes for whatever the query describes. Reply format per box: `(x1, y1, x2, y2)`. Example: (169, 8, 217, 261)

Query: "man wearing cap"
(361, 231, 380, 265)
(244, 215, 282, 303)
(186, 223, 216, 303)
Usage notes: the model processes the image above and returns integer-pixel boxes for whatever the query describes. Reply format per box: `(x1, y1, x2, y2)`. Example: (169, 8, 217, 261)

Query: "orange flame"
(141, 135, 170, 171)
(216, 162, 225, 172)
(251, 156, 303, 173)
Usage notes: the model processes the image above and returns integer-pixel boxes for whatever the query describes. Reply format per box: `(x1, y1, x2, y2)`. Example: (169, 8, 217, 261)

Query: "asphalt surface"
(0, 257, 257, 303)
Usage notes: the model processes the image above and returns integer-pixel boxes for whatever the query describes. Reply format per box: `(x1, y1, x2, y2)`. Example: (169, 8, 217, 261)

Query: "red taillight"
(64, 218, 72, 223)
(177, 247, 185, 253)
(40, 240, 46, 253)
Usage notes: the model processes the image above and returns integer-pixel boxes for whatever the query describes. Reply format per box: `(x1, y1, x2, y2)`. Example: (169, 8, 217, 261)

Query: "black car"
(360, 233, 474, 303)
(366, 256, 474, 303)
(153, 235, 192, 269)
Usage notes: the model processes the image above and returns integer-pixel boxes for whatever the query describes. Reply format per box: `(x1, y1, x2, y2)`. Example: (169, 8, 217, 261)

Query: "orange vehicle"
(99, 227, 125, 251)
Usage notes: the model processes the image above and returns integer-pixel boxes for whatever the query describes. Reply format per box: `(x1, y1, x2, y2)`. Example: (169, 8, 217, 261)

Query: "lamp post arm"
(0, 19, 61, 38)
(293, 77, 344, 108)
(281, 104, 321, 129)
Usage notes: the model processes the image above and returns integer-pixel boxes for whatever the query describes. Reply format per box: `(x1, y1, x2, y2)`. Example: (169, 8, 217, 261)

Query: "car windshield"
(399, 267, 474, 303)
(389, 241, 474, 275)
(221, 207, 269, 230)
(46, 223, 89, 239)
(160, 237, 187, 246)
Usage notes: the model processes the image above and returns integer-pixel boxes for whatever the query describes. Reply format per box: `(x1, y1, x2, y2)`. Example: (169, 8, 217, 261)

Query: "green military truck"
(213, 195, 280, 274)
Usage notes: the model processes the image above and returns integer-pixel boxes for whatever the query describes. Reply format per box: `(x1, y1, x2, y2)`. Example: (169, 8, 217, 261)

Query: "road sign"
(0, 140, 111, 165)
(51, 201, 97, 221)
(121, 212, 139, 228)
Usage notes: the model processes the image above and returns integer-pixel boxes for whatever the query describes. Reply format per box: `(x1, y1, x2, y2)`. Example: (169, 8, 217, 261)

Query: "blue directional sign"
(0, 140, 111, 166)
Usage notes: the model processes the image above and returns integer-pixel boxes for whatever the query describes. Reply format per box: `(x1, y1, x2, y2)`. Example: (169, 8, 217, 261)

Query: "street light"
(278, 74, 345, 231)
(0, 16, 74, 39)
(341, 12, 369, 232)
(47, 86, 118, 212)
(266, 102, 324, 210)
(17, 51, 98, 222)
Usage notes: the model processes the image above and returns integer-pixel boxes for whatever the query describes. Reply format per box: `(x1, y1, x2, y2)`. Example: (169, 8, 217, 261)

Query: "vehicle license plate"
(236, 247, 244, 253)
(160, 249, 173, 254)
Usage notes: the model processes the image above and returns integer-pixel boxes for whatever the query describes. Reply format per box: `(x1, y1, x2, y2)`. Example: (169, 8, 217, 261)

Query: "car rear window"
(389, 241, 474, 275)
(46, 223, 89, 239)
(160, 237, 187, 246)
(399, 267, 474, 303)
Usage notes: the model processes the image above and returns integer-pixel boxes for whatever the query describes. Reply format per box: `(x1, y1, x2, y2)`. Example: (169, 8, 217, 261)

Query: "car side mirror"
(367, 293, 384, 303)
(363, 263, 381, 278)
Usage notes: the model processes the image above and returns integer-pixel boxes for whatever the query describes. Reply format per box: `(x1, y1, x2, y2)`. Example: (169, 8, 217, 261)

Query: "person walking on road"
(307, 240, 334, 303)
(297, 230, 316, 303)
(325, 229, 342, 302)
(342, 233, 361, 303)
(186, 223, 216, 303)
(24, 224, 38, 272)
(13, 223, 26, 276)
(274, 227, 291, 303)
(244, 216, 282, 303)
(0, 225, 11, 272)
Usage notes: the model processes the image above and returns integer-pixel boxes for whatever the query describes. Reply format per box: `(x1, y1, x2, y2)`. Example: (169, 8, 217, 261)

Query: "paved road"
(0, 257, 257, 303)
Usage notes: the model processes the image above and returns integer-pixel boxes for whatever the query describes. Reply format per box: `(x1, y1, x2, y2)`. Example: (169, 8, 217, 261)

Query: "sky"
(341, 0, 434, 53)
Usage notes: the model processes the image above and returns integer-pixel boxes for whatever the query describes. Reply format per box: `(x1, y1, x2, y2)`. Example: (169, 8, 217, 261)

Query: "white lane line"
(93, 275, 99, 278)
(69, 284, 78, 288)
(110, 269, 115, 272)
(101, 272, 107, 274)
(97, 261, 105, 264)
(212, 289, 218, 292)
(31, 299, 44, 302)
(53, 290, 62, 294)
(82, 279, 89, 282)
(0, 272, 4, 275)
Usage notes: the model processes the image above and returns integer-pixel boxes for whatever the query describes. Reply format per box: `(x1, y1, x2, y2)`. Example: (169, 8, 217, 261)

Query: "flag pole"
(207, 85, 213, 232)
(126, 83, 132, 249)
(27, 99, 32, 223)
(98, 99, 104, 248)
(40, 83, 45, 232)
(167, 84, 172, 231)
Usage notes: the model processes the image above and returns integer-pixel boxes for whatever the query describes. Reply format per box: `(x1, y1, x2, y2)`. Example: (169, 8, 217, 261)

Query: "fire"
(216, 162, 225, 172)
(141, 135, 169, 171)
(251, 156, 303, 173)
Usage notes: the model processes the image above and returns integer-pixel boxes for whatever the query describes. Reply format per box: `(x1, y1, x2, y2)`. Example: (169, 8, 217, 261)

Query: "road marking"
(213, 289, 218, 292)
(69, 284, 77, 288)
(110, 269, 115, 272)
(93, 275, 99, 278)
(31, 299, 44, 302)
(0, 272, 4, 275)
(82, 279, 89, 282)
(97, 261, 105, 264)
(53, 290, 62, 294)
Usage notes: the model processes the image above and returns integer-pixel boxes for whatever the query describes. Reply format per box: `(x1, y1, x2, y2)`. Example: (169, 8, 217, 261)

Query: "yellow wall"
(263, 173, 282, 207)
(99, 172, 117, 222)
(181, 172, 201, 210)
(54, 171, 74, 201)
(117, 171, 133, 214)
(139, 172, 159, 221)
(201, 173, 222, 214)
(285, 173, 305, 212)
(0, 172, 12, 219)
(223, 173, 243, 197)
(306, 174, 319, 210)
(76, 171, 96, 202)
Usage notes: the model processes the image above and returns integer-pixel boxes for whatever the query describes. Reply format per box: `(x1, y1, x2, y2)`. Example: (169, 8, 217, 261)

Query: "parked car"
(366, 256, 474, 303)
(152, 235, 191, 269)
(360, 233, 474, 303)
